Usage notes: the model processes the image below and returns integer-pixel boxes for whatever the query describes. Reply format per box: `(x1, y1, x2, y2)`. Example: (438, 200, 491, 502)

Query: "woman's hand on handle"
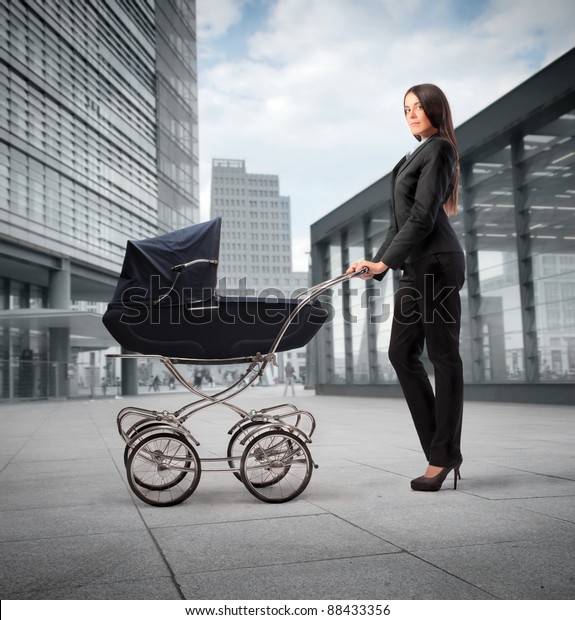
(346, 260, 388, 280)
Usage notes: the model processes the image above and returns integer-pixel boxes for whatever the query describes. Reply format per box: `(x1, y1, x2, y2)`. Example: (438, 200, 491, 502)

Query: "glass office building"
(310, 49, 574, 404)
(0, 0, 198, 399)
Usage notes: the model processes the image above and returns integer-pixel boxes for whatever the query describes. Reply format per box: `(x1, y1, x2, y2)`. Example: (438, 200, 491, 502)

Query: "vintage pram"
(103, 218, 361, 507)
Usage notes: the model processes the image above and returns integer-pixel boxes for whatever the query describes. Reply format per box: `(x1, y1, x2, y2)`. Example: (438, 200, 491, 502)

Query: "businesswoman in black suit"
(347, 83, 465, 491)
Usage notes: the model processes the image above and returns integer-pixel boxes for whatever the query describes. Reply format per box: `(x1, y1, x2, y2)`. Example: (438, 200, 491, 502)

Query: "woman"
(347, 83, 465, 491)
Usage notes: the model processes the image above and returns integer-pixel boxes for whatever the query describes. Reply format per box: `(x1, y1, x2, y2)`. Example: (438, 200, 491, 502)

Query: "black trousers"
(388, 252, 465, 468)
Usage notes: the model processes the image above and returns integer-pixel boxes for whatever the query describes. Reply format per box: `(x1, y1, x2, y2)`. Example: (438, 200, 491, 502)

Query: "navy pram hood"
(110, 217, 221, 307)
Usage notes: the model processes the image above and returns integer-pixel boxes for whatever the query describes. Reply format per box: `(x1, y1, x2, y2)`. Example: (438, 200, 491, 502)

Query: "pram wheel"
(240, 430, 313, 503)
(227, 421, 266, 481)
(126, 432, 201, 507)
(123, 421, 173, 469)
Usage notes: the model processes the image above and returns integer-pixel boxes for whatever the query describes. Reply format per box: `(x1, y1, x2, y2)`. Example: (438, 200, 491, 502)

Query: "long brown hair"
(404, 83, 459, 215)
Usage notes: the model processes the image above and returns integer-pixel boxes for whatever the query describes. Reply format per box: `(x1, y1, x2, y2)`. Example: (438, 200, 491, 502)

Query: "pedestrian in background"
(283, 361, 296, 396)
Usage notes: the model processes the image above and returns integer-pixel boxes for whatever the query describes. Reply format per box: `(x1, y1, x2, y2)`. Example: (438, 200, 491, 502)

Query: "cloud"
(196, 0, 245, 40)
(197, 0, 575, 270)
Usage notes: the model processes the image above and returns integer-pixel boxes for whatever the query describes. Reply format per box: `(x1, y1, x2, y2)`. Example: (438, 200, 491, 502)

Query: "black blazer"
(372, 135, 463, 275)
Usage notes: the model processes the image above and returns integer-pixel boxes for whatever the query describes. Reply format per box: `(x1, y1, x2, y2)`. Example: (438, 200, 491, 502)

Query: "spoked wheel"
(124, 423, 184, 491)
(227, 421, 266, 481)
(126, 432, 201, 507)
(240, 430, 313, 503)
(123, 421, 172, 468)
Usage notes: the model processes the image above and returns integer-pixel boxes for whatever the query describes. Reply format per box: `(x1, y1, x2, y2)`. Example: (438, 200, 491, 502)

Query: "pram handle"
(153, 259, 219, 304)
(171, 258, 219, 273)
(296, 267, 368, 300)
(264, 268, 369, 356)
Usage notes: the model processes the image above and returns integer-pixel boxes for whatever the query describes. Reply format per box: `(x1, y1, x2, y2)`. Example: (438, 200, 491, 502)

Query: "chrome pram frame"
(109, 269, 364, 507)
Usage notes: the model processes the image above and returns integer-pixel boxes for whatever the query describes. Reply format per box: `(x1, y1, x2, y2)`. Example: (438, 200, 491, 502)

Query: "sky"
(196, 0, 575, 271)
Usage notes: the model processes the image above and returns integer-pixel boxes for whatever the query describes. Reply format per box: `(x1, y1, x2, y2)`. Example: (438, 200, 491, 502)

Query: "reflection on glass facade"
(0, 0, 198, 400)
(310, 50, 575, 400)
(524, 119, 575, 381)
(465, 144, 524, 381)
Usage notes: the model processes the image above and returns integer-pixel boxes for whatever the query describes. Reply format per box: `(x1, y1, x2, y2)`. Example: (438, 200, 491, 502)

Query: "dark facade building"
(0, 0, 198, 400)
(310, 49, 575, 405)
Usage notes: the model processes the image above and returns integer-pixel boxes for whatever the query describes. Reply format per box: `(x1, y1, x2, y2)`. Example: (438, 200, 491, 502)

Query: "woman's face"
(404, 91, 438, 139)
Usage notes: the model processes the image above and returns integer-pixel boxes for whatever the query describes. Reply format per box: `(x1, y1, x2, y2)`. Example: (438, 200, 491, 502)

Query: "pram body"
(103, 218, 359, 507)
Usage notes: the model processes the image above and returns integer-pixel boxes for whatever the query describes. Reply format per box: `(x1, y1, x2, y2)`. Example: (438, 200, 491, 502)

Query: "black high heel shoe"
(410, 457, 463, 492)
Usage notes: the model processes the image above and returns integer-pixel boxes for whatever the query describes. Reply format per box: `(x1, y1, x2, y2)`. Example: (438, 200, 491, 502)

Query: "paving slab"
(10, 576, 183, 600)
(0, 530, 171, 598)
(178, 553, 495, 600)
(414, 531, 575, 600)
(152, 513, 402, 575)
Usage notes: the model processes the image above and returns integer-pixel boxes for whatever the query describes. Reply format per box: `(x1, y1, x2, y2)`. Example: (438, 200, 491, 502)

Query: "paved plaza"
(0, 385, 574, 600)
